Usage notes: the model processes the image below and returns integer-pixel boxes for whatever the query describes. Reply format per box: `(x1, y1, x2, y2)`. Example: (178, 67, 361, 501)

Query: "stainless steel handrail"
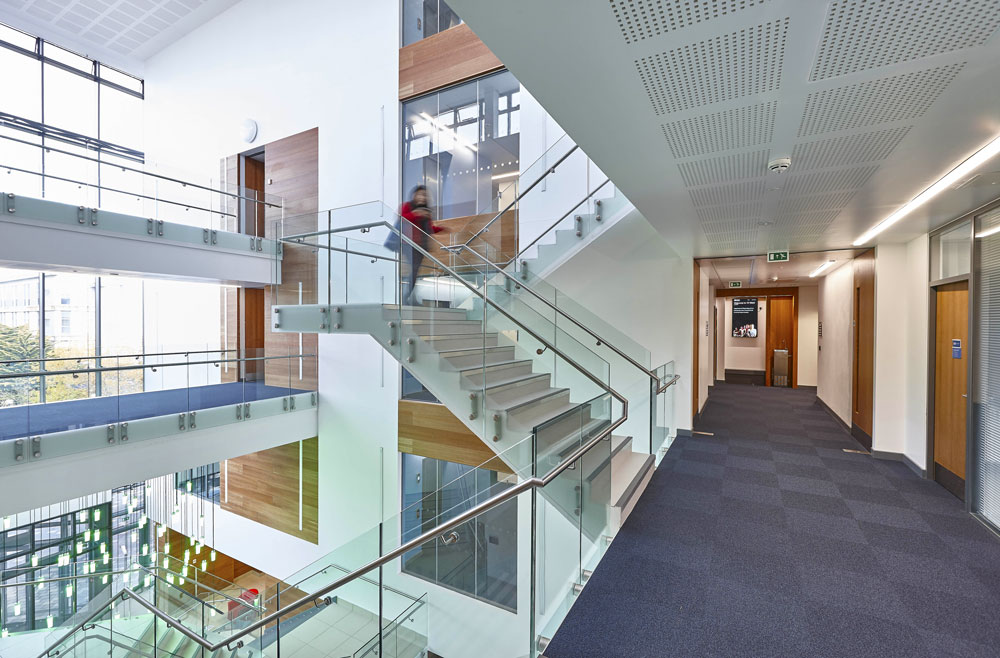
(0, 132, 282, 208)
(507, 178, 612, 265)
(38, 403, 628, 658)
(461, 144, 579, 248)
(1, 164, 237, 218)
(1, 347, 243, 367)
(39, 222, 630, 657)
(657, 374, 681, 395)
(0, 353, 316, 380)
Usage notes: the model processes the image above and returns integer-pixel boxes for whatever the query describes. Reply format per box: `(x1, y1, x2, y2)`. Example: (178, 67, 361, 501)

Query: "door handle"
(962, 394, 968, 398)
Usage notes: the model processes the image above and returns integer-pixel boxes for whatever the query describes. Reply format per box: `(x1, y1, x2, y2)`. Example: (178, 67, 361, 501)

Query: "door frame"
(926, 213, 977, 509)
(716, 287, 799, 388)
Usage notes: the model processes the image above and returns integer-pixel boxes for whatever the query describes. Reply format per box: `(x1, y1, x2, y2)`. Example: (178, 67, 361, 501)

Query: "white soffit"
(447, 0, 1000, 258)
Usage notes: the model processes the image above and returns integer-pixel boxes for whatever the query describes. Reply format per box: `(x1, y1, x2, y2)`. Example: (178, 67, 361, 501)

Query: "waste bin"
(773, 349, 790, 387)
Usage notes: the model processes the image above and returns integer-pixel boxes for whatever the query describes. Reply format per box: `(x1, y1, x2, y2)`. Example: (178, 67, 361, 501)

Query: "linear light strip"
(854, 133, 1000, 246)
(809, 260, 835, 277)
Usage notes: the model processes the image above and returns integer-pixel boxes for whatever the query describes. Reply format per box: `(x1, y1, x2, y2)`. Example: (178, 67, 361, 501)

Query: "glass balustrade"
(0, 132, 282, 232)
(0, 348, 317, 466)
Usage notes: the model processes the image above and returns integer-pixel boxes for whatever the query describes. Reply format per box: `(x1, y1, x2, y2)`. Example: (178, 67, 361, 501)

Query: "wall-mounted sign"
(767, 251, 789, 262)
(953, 339, 962, 359)
(729, 281, 742, 288)
(732, 297, 759, 338)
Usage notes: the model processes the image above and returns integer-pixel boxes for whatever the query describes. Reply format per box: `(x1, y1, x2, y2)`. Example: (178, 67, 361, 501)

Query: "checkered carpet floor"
(545, 383, 1000, 658)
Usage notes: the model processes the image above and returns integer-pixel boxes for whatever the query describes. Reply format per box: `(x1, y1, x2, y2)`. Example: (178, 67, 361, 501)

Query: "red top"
(400, 202, 442, 233)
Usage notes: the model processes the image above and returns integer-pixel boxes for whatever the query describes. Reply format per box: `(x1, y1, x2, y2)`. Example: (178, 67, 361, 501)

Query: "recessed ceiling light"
(853, 133, 1000, 246)
(809, 260, 836, 277)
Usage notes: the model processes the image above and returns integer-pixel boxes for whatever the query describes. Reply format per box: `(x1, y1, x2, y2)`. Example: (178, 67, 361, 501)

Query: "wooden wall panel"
(418, 211, 517, 275)
(852, 249, 876, 442)
(157, 526, 255, 599)
(399, 23, 504, 100)
(263, 128, 319, 391)
(398, 400, 509, 474)
(220, 287, 240, 383)
(221, 437, 319, 544)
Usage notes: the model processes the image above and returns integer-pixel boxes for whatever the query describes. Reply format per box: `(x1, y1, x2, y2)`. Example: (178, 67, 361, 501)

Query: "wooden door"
(713, 307, 718, 384)
(767, 296, 794, 387)
(852, 249, 875, 448)
(933, 281, 969, 499)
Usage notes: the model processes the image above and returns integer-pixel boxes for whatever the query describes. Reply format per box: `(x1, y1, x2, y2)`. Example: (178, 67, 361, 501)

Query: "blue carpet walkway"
(0, 382, 304, 440)
(546, 382, 1000, 658)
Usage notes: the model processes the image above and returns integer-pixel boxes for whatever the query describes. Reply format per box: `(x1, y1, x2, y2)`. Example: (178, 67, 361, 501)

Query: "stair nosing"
(613, 453, 655, 509)
(482, 371, 549, 392)
(499, 387, 570, 413)
(457, 359, 532, 373)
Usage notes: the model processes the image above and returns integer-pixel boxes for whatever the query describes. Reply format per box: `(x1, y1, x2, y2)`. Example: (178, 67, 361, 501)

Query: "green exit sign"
(729, 281, 742, 288)
(767, 251, 789, 262)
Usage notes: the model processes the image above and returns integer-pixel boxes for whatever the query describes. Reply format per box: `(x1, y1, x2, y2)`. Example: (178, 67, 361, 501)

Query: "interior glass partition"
(401, 0, 462, 46)
(974, 206, 1000, 530)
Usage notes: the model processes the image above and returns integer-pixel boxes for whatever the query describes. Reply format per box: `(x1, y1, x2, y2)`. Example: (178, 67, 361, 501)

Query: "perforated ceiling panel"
(636, 18, 789, 115)
(610, 0, 773, 44)
(0, 0, 232, 57)
(811, 0, 1000, 81)
(678, 150, 770, 187)
(689, 180, 766, 207)
(776, 191, 858, 215)
(696, 200, 764, 222)
(780, 165, 879, 198)
(791, 127, 912, 170)
(701, 218, 761, 236)
(798, 63, 965, 136)
(774, 209, 842, 226)
(661, 101, 777, 158)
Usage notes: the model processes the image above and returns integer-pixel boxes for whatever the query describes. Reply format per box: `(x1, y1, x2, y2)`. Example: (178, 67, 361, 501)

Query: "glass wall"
(0, 268, 223, 403)
(401, 0, 462, 46)
(974, 206, 1000, 530)
(400, 453, 517, 611)
(0, 483, 150, 635)
(0, 22, 144, 208)
(401, 70, 521, 222)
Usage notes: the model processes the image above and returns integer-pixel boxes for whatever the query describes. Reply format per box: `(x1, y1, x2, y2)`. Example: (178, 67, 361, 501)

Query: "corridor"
(546, 383, 1000, 658)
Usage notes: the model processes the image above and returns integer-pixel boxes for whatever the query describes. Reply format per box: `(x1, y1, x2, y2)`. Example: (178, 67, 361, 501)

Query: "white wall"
(873, 244, 909, 455)
(798, 286, 819, 387)
(545, 213, 692, 430)
(722, 297, 767, 371)
(904, 234, 930, 469)
(818, 262, 854, 424)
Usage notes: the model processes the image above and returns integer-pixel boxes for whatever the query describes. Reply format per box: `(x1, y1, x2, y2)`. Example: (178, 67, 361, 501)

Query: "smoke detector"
(767, 157, 791, 173)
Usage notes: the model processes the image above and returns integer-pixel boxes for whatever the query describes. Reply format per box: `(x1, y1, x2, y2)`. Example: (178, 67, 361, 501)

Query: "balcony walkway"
(547, 383, 1000, 658)
(0, 382, 305, 440)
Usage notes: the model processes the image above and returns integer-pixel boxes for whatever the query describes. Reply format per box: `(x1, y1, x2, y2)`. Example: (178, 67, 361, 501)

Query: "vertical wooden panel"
(244, 157, 266, 237)
(220, 437, 319, 544)
(220, 287, 240, 383)
(766, 296, 795, 387)
(399, 23, 504, 100)
(157, 526, 254, 598)
(263, 128, 319, 391)
(934, 281, 969, 480)
(852, 249, 876, 443)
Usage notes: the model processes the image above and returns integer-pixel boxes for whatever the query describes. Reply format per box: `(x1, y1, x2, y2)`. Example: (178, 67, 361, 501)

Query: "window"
(0, 22, 144, 210)
(400, 453, 517, 610)
(401, 0, 463, 46)
(402, 70, 521, 222)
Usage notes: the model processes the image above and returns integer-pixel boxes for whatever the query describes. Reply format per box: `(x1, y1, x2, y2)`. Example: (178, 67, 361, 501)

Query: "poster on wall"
(732, 297, 759, 338)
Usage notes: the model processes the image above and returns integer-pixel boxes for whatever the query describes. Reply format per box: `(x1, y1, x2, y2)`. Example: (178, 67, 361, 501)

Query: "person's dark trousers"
(401, 222, 425, 305)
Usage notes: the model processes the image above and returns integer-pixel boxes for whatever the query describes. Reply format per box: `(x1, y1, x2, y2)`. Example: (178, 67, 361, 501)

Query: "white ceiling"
(0, 0, 240, 71)
(699, 248, 863, 288)
(446, 0, 1000, 258)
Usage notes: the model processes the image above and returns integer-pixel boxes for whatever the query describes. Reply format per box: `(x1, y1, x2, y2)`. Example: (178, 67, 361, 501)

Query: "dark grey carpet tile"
(837, 483, 913, 508)
(858, 521, 955, 560)
(846, 499, 934, 531)
(548, 383, 1000, 657)
(784, 507, 869, 543)
(781, 489, 855, 518)
(776, 473, 841, 497)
